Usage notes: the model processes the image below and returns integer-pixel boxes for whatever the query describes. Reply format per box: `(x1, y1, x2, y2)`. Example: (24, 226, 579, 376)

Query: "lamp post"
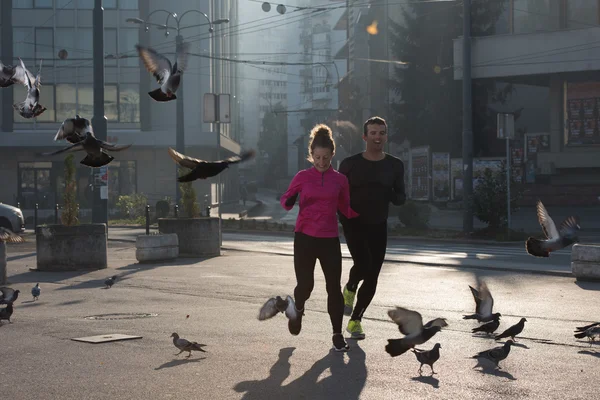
(127, 11, 229, 206)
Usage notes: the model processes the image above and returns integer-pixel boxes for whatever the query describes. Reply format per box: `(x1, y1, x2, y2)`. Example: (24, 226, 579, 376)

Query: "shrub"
(473, 161, 523, 229)
(116, 193, 148, 219)
(61, 154, 79, 226)
(396, 200, 431, 229)
(179, 169, 200, 218)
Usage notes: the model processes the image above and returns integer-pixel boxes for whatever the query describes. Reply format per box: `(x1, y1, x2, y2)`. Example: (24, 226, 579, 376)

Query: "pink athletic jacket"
(280, 166, 359, 238)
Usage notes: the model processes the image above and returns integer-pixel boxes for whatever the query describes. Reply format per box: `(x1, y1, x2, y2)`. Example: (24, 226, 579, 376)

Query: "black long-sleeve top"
(338, 152, 406, 225)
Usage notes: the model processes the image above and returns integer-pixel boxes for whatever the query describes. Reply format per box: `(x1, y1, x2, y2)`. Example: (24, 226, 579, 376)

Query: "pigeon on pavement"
(258, 295, 297, 321)
(526, 200, 580, 257)
(575, 322, 600, 333)
(31, 283, 40, 301)
(168, 148, 256, 182)
(40, 131, 132, 168)
(471, 316, 501, 336)
(412, 343, 441, 375)
(385, 307, 447, 357)
(0, 227, 25, 243)
(574, 325, 600, 345)
(104, 276, 117, 289)
(463, 279, 501, 323)
(0, 287, 20, 304)
(12, 58, 46, 119)
(0, 303, 13, 325)
(495, 317, 527, 341)
(472, 340, 514, 369)
(136, 43, 190, 102)
(171, 332, 207, 358)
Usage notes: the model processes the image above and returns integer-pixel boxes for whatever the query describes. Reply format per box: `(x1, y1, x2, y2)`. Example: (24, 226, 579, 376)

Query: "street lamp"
(128, 10, 229, 206)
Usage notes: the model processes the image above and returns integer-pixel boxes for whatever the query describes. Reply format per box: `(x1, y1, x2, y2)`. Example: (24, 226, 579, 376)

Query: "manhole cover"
(85, 313, 158, 320)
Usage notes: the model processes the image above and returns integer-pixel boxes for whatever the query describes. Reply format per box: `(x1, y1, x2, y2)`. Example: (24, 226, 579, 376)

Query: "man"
(338, 116, 406, 340)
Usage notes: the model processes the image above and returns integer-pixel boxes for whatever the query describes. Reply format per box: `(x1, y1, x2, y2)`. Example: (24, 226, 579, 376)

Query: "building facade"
(0, 0, 242, 222)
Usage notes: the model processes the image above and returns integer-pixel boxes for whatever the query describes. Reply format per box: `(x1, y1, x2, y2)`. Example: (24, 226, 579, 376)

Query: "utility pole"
(92, 0, 108, 225)
(175, 33, 185, 207)
(462, 0, 473, 233)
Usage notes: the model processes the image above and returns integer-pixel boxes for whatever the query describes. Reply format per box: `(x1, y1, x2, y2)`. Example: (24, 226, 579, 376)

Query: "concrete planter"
(136, 233, 179, 263)
(36, 224, 107, 271)
(158, 217, 220, 257)
(571, 243, 600, 281)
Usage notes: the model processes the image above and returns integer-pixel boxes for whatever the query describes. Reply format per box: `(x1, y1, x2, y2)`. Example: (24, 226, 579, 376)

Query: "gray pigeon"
(168, 147, 256, 182)
(472, 316, 501, 336)
(412, 343, 441, 375)
(13, 58, 46, 119)
(0, 60, 20, 87)
(385, 307, 447, 357)
(575, 322, 600, 333)
(463, 279, 501, 323)
(31, 283, 40, 301)
(41, 131, 132, 168)
(0, 303, 13, 325)
(171, 332, 207, 358)
(0, 227, 25, 243)
(495, 317, 527, 341)
(136, 43, 190, 102)
(258, 295, 297, 321)
(104, 275, 117, 289)
(54, 115, 93, 144)
(526, 200, 580, 257)
(472, 340, 514, 369)
(574, 325, 600, 345)
(0, 287, 20, 304)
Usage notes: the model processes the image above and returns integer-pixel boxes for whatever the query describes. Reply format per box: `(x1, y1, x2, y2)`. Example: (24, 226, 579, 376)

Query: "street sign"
(203, 93, 231, 123)
(204, 93, 217, 123)
(497, 113, 515, 139)
(219, 94, 231, 123)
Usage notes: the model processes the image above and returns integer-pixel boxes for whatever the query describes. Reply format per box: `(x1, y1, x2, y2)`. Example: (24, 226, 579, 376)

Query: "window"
(56, 84, 77, 122)
(75, 28, 93, 60)
(56, 0, 76, 8)
(566, 0, 599, 29)
(107, 161, 137, 208)
(105, 28, 118, 66)
(118, 84, 140, 122)
(104, 0, 117, 8)
(18, 162, 55, 210)
(119, 29, 138, 67)
(513, 0, 560, 34)
(119, 0, 138, 9)
(564, 81, 600, 146)
(78, 0, 94, 9)
(13, 84, 55, 122)
(34, 0, 53, 7)
(105, 85, 119, 122)
(56, 28, 75, 64)
(35, 28, 54, 66)
(13, 28, 34, 64)
(13, 0, 33, 7)
(77, 85, 94, 119)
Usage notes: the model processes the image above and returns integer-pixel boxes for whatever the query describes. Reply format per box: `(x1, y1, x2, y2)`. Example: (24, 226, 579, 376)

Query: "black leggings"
(293, 232, 344, 334)
(341, 219, 388, 321)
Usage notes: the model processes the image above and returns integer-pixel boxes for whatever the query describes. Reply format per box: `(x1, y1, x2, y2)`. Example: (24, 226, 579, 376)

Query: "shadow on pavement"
(411, 374, 440, 388)
(233, 343, 367, 400)
(472, 361, 517, 381)
(155, 357, 207, 370)
(578, 349, 600, 358)
(575, 281, 600, 291)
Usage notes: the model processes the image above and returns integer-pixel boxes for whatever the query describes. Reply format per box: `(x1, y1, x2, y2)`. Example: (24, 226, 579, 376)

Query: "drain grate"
(85, 313, 158, 321)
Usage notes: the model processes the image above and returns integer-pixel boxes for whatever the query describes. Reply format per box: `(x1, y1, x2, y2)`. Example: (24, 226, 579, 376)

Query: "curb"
(106, 237, 571, 277)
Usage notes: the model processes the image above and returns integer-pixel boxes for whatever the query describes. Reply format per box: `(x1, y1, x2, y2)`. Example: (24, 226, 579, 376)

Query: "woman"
(280, 123, 359, 352)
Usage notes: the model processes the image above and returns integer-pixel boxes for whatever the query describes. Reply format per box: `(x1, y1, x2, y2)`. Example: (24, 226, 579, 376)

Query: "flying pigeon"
(472, 340, 514, 369)
(171, 332, 207, 358)
(0, 227, 25, 243)
(526, 200, 580, 257)
(104, 275, 117, 289)
(136, 43, 190, 102)
(31, 283, 40, 301)
(168, 148, 256, 182)
(463, 279, 501, 323)
(0, 287, 20, 304)
(575, 322, 600, 333)
(471, 316, 501, 336)
(40, 131, 132, 168)
(385, 307, 447, 357)
(0, 59, 34, 88)
(0, 303, 13, 325)
(412, 343, 441, 375)
(258, 295, 297, 321)
(574, 325, 600, 345)
(13, 58, 47, 119)
(54, 115, 93, 144)
(495, 317, 527, 341)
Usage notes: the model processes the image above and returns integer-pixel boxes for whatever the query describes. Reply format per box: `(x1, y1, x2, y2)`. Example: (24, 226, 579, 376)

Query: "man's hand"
(285, 193, 299, 207)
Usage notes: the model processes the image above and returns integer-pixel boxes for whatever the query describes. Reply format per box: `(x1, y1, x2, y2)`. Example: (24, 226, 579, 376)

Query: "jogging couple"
(279, 116, 406, 351)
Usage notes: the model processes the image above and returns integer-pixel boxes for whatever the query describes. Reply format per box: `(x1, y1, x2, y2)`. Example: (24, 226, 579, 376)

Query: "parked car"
(0, 203, 25, 233)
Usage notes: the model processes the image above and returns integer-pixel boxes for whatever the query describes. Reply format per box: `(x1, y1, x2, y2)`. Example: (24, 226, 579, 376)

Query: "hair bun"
(310, 125, 333, 139)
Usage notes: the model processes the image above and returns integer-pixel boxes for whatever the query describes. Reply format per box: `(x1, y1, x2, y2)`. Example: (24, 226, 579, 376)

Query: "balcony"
(453, 26, 600, 80)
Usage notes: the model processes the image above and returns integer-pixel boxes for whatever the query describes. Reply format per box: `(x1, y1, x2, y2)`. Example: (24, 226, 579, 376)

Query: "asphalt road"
(2, 241, 600, 399)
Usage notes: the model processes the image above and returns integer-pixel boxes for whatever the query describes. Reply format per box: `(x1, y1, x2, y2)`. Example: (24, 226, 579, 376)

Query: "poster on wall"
(410, 146, 430, 201)
(450, 158, 463, 200)
(564, 82, 600, 145)
(451, 158, 503, 200)
(432, 152, 450, 201)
